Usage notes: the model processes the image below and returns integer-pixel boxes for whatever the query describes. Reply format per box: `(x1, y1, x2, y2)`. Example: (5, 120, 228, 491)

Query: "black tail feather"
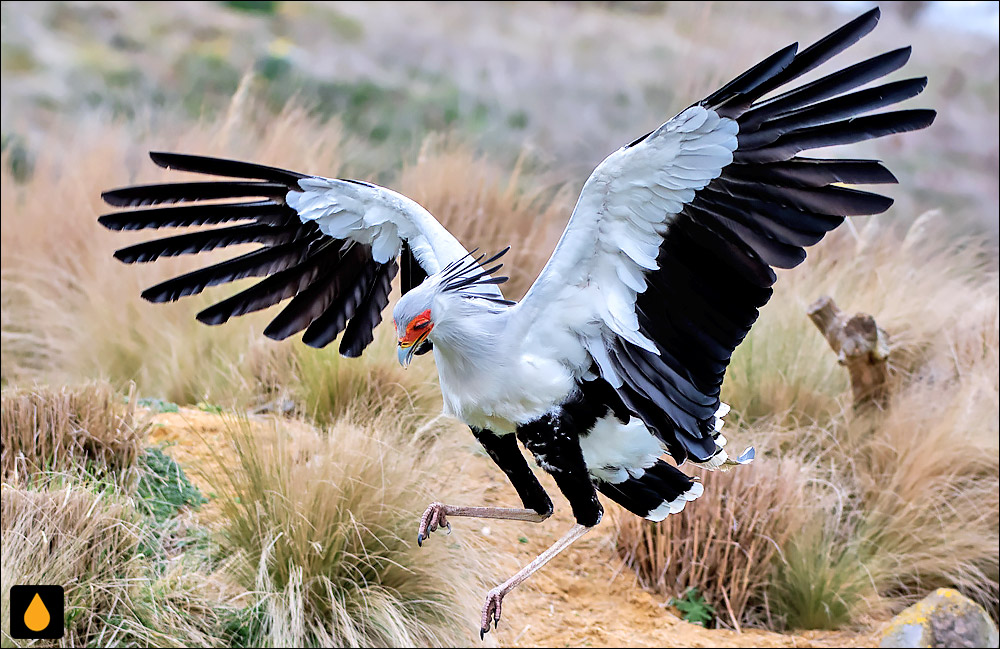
(740, 47, 913, 129)
(98, 201, 294, 231)
(737, 77, 928, 150)
(195, 239, 341, 325)
(301, 258, 379, 349)
(597, 460, 699, 521)
(725, 159, 897, 188)
(744, 8, 881, 97)
(262, 243, 370, 341)
(101, 152, 408, 357)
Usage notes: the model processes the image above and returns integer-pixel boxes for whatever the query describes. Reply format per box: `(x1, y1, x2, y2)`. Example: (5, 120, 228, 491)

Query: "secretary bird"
(100, 8, 933, 637)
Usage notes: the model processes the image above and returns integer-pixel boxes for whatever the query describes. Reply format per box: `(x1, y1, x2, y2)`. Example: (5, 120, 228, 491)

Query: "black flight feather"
(149, 151, 308, 184)
(606, 9, 934, 463)
(101, 181, 288, 208)
(339, 260, 399, 357)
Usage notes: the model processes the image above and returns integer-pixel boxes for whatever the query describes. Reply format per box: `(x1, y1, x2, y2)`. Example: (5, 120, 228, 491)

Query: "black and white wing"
(508, 9, 935, 463)
(99, 153, 475, 356)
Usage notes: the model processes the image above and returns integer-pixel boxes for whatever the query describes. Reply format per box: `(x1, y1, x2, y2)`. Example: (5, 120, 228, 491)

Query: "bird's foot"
(416, 501, 451, 547)
(479, 587, 505, 639)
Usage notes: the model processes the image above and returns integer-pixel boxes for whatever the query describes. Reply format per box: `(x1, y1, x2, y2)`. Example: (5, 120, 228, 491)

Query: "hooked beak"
(397, 342, 416, 368)
(397, 332, 429, 368)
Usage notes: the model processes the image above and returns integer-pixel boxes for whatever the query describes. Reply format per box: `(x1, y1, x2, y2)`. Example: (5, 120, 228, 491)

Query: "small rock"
(880, 588, 999, 648)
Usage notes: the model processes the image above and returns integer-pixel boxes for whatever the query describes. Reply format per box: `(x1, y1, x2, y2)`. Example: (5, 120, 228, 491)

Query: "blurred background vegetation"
(1, 1, 997, 240)
(1, 1, 997, 647)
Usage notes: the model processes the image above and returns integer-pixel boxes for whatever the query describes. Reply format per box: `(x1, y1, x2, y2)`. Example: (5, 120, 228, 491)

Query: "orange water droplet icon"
(24, 593, 51, 632)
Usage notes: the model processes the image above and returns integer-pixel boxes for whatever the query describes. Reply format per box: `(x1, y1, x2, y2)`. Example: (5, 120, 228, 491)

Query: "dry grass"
(1, 382, 145, 487)
(288, 328, 441, 428)
(725, 214, 998, 428)
(211, 411, 488, 647)
(851, 364, 1000, 616)
(0, 485, 222, 648)
(614, 457, 813, 629)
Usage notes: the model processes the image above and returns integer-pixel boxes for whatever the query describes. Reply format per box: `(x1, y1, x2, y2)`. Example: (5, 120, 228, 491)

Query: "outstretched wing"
(508, 8, 935, 463)
(99, 152, 473, 357)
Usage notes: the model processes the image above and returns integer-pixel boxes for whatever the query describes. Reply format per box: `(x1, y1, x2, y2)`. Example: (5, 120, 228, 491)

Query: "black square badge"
(9, 585, 64, 639)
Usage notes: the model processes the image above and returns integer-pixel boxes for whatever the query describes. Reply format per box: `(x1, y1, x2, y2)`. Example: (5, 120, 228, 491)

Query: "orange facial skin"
(398, 309, 433, 348)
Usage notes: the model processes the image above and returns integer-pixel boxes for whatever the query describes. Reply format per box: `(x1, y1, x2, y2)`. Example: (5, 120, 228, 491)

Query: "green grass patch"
(136, 448, 207, 523)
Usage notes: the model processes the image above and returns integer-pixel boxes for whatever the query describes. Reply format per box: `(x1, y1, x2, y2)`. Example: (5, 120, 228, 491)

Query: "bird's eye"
(413, 320, 429, 331)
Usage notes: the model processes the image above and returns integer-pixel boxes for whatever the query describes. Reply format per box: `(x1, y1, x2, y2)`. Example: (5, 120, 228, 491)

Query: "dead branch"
(807, 295, 891, 410)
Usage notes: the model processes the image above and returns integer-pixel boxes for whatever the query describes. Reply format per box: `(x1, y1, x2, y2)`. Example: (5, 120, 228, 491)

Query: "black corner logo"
(9, 585, 64, 640)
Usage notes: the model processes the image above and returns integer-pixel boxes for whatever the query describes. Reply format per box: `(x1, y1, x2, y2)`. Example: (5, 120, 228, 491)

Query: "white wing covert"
(509, 8, 934, 463)
(99, 153, 473, 357)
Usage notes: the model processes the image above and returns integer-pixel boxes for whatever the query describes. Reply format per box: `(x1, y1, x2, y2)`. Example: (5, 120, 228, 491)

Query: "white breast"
(434, 345, 578, 434)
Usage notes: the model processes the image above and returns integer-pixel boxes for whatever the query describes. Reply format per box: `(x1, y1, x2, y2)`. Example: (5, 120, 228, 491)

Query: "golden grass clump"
(850, 364, 1000, 616)
(0, 485, 221, 648)
(287, 327, 442, 428)
(614, 457, 812, 628)
(213, 411, 488, 647)
(1, 382, 145, 486)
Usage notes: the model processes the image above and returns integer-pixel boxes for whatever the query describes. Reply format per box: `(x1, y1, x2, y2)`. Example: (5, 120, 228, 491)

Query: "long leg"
(418, 428, 553, 545)
(474, 414, 605, 638)
(479, 523, 592, 638)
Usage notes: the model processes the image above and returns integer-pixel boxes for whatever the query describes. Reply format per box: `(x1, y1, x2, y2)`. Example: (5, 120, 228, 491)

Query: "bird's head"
(392, 247, 515, 367)
(393, 291, 435, 368)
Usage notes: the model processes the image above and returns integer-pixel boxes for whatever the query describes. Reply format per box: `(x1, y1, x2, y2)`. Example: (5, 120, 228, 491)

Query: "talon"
(481, 589, 504, 637)
(480, 628, 486, 641)
(445, 522, 452, 535)
(417, 502, 449, 546)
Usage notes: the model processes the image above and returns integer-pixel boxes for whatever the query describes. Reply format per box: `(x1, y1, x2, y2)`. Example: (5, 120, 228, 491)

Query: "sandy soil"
(147, 407, 883, 648)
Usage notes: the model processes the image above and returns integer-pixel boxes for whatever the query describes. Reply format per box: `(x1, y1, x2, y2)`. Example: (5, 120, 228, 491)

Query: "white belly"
(434, 347, 577, 434)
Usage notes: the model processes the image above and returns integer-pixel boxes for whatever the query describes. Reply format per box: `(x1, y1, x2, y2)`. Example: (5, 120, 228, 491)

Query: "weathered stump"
(807, 295, 891, 410)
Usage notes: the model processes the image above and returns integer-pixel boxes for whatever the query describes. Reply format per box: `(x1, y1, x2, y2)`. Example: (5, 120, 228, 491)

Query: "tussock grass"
(0, 485, 223, 648)
(850, 367, 1000, 617)
(768, 527, 873, 630)
(212, 412, 486, 647)
(288, 328, 441, 428)
(1, 382, 144, 487)
(614, 457, 812, 628)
